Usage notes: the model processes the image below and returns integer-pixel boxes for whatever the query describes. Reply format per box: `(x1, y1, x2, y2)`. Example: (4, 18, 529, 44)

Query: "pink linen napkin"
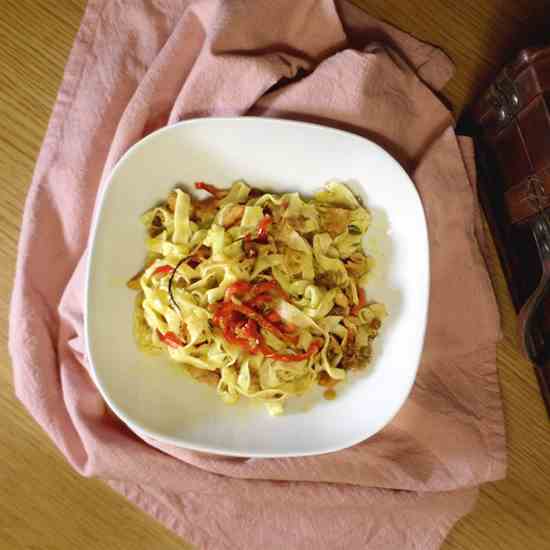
(10, 1, 506, 548)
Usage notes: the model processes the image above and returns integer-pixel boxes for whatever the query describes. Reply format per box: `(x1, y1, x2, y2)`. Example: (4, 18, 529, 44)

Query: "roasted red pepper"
(223, 320, 252, 351)
(242, 319, 261, 346)
(248, 293, 273, 306)
(152, 265, 173, 277)
(242, 214, 273, 247)
(265, 310, 282, 323)
(249, 280, 288, 300)
(225, 280, 287, 303)
(213, 300, 296, 345)
(194, 181, 225, 198)
(213, 280, 304, 353)
(351, 288, 367, 316)
(212, 300, 321, 362)
(230, 302, 298, 345)
(281, 322, 297, 334)
(158, 330, 183, 348)
(212, 301, 234, 328)
(265, 310, 296, 334)
(256, 214, 272, 242)
(259, 340, 322, 362)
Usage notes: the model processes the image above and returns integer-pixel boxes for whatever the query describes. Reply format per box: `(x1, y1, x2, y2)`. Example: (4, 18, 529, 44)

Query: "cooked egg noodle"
(132, 180, 386, 414)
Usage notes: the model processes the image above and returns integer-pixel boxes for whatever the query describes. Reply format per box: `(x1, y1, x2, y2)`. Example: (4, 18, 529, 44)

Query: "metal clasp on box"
(489, 68, 521, 128)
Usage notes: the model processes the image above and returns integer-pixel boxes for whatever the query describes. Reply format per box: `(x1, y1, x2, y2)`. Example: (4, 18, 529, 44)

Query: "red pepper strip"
(214, 301, 315, 360)
(266, 310, 281, 323)
(211, 301, 228, 326)
(351, 288, 367, 316)
(261, 309, 297, 334)
(158, 330, 183, 348)
(230, 302, 298, 345)
(194, 181, 225, 198)
(152, 265, 173, 277)
(242, 214, 273, 246)
(223, 322, 253, 351)
(243, 319, 261, 347)
(248, 280, 289, 301)
(248, 293, 273, 305)
(225, 280, 288, 304)
(224, 281, 252, 301)
(212, 301, 235, 328)
(259, 340, 322, 363)
(256, 214, 272, 242)
(281, 322, 297, 334)
(214, 308, 245, 351)
(226, 312, 260, 353)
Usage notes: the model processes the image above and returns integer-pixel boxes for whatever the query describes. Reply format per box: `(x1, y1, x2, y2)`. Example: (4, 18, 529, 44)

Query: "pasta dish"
(127, 180, 386, 415)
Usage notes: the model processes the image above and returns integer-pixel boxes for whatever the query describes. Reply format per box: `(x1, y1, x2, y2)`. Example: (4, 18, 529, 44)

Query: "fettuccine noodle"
(127, 180, 386, 415)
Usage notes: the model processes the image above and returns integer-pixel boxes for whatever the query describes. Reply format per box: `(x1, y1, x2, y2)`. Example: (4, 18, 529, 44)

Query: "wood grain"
(1, 1, 550, 549)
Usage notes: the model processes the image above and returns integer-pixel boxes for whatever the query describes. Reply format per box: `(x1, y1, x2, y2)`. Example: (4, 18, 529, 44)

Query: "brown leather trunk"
(469, 46, 550, 417)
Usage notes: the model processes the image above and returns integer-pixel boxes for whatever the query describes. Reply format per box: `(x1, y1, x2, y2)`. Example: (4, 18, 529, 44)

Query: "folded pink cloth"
(10, 1, 506, 548)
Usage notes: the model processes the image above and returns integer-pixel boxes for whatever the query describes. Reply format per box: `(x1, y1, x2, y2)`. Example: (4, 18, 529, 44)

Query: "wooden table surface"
(2, 1, 550, 548)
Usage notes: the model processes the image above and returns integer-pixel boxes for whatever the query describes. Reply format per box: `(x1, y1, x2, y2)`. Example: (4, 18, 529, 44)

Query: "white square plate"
(86, 117, 429, 457)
